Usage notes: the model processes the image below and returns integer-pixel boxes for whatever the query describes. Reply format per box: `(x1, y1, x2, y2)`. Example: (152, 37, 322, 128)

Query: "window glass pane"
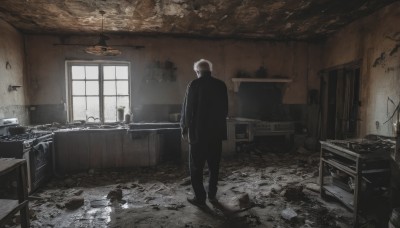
(116, 66, 128, 79)
(72, 81, 85, 95)
(86, 81, 99, 95)
(104, 81, 116, 95)
(71, 66, 85, 79)
(86, 97, 100, 120)
(85, 66, 99, 79)
(103, 66, 115, 80)
(117, 96, 130, 114)
(72, 97, 86, 121)
(116, 81, 129, 95)
(104, 96, 117, 122)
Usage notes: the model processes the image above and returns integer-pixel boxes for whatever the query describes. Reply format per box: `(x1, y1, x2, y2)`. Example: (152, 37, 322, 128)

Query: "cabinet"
(0, 158, 29, 228)
(319, 140, 391, 227)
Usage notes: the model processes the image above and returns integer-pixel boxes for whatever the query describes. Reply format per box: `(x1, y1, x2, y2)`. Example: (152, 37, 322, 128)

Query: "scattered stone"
(305, 183, 320, 193)
(180, 177, 191, 186)
(90, 199, 108, 208)
(238, 193, 251, 208)
(166, 203, 186, 210)
(73, 189, 83, 196)
(65, 197, 84, 210)
(282, 185, 304, 201)
(281, 208, 298, 221)
(107, 189, 123, 201)
(56, 203, 64, 209)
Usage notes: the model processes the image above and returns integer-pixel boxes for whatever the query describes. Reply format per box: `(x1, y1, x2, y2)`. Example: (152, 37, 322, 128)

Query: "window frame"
(66, 60, 132, 123)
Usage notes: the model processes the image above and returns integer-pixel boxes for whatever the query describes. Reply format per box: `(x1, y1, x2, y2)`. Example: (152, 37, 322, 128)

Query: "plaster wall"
(323, 2, 400, 137)
(24, 35, 321, 123)
(0, 19, 28, 124)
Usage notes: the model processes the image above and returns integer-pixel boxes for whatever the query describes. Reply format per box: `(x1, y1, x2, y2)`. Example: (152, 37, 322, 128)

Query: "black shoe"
(187, 197, 206, 207)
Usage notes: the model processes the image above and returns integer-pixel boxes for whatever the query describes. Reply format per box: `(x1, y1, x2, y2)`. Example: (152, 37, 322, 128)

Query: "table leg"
(18, 164, 29, 228)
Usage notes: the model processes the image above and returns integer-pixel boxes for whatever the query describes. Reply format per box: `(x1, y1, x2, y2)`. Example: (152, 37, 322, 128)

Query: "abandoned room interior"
(1, 0, 400, 227)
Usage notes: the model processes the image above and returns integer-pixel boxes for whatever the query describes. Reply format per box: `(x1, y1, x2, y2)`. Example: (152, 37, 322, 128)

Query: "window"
(67, 61, 130, 123)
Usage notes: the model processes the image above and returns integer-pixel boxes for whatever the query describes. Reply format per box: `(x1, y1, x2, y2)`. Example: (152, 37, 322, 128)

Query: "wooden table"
(0, 158, 29, 228)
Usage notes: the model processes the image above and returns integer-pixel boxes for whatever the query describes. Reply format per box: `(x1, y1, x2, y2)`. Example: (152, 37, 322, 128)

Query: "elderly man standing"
(181, 59, 228, 207)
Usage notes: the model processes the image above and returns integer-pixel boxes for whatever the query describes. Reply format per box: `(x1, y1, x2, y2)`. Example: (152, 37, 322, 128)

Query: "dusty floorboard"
(7, 149, 356, 228)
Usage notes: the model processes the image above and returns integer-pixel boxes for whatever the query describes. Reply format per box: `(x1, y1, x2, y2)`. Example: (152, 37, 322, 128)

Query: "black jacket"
(180, 73, 228, 144)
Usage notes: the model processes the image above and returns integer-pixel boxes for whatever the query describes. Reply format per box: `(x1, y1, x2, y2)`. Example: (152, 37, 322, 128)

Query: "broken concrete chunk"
(65, 197, 84, 210)
(305, 183, 320, 193)
(281, 208, 298, 221)
(238, 193, 251, 208)
(107, 188, 123, 202)
(282, 185, 304, 201)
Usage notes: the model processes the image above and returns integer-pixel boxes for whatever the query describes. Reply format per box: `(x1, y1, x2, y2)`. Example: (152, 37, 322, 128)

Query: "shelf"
(0, 199, 19, 221)
(322, 184, 354, 210)
(231, 78, 292, 92)
(321, 158, 357, 177)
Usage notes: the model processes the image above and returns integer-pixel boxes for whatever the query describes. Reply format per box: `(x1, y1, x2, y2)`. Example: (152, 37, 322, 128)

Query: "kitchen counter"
(53, 122, 181, 174)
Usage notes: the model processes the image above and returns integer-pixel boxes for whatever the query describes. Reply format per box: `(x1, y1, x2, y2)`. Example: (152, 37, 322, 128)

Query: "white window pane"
(117, 96, 130, 114)
(71, 66, 85, 79)
(85, 66, 99, 79)
(104, 96, 117, 122)
(103, 66, 115, 80)
(72, 81, 85, 95)
(86, 81, 99, 95)
(73, 97, 86, 121)
(104, 81, 116, 95)
(86, 97, 100, 120)
(116, 66, 128, 79)
(116, 81, 129, 95)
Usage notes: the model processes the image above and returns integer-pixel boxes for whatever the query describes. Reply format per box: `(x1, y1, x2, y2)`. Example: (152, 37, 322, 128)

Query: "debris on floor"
(10, 148, 354, 228)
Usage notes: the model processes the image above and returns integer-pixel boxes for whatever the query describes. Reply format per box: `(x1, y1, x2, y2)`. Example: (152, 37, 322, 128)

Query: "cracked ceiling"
(0, 0, 397, 40)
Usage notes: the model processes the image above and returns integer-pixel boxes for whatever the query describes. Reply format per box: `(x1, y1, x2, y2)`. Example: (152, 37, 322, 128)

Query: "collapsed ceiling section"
(0, 0, 396, 40)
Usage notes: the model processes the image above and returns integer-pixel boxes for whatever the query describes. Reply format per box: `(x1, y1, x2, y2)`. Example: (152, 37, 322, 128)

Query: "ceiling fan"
(53, 10, 144, 55)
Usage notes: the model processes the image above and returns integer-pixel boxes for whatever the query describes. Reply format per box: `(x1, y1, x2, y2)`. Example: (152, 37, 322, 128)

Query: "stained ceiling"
(0, 0, 396, 40)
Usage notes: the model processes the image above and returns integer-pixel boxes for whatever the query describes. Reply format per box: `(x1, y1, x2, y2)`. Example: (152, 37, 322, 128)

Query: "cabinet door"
(55, 132, 90, 174)
(89, 131, 122, 169)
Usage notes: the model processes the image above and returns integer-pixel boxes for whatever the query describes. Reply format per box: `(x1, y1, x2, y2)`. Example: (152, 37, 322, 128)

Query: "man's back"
(181, 74, 228, 143)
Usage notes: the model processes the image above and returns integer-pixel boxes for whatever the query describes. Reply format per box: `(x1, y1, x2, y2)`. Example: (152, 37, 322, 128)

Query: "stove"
(328, 138, 395, 154)
(0, 131, 53, 193)
(0, 118, 19, 136)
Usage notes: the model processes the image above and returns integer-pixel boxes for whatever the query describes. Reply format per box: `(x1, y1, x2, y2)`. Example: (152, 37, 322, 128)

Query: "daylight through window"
(67, 62, 130, 123)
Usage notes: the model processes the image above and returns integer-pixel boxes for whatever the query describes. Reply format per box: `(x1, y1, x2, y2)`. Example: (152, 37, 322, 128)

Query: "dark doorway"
(320, 63, 361, 140)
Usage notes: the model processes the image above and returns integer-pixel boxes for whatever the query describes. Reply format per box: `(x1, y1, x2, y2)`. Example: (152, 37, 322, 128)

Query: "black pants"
(189, 140, 222, 202)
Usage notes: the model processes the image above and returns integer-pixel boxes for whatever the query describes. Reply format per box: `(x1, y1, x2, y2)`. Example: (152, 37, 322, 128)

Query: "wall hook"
(8, 85, 22, 92)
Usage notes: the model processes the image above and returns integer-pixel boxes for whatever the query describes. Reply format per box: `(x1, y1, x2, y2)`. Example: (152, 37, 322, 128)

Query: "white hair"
(193, 59, 213, 72)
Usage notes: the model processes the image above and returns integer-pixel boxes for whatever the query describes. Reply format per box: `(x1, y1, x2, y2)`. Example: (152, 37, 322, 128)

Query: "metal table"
(0, 158, 29, 228)
(319, 140, 391, 227)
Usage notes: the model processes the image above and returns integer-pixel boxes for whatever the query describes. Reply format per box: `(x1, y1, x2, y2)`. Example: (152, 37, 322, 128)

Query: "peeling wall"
(322, 1, 400, 137)
(24, 35, 321, 123)
(0, 19, 28, 124)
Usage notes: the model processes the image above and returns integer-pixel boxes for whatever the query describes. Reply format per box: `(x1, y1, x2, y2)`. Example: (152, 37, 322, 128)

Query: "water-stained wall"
(323, 1, 400, 137)
(24, 35, 321, 123)
(0, 19, 28, 124)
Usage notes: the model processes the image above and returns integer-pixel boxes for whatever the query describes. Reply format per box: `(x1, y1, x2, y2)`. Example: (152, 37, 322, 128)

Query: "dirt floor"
(6, 147, 357, 228)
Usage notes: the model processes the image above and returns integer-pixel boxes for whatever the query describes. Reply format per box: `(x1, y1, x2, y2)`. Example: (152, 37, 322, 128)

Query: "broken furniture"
(319, 137, 393, 227)
(0, 158, 29, 228)
(0, 132, 53, 193)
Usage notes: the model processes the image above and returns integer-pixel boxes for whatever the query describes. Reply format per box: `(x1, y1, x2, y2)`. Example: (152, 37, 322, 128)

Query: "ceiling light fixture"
(84, 10, 121, 56)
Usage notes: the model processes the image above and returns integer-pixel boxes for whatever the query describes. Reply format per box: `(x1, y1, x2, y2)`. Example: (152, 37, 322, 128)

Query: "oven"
(0, 132, 53, 193)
